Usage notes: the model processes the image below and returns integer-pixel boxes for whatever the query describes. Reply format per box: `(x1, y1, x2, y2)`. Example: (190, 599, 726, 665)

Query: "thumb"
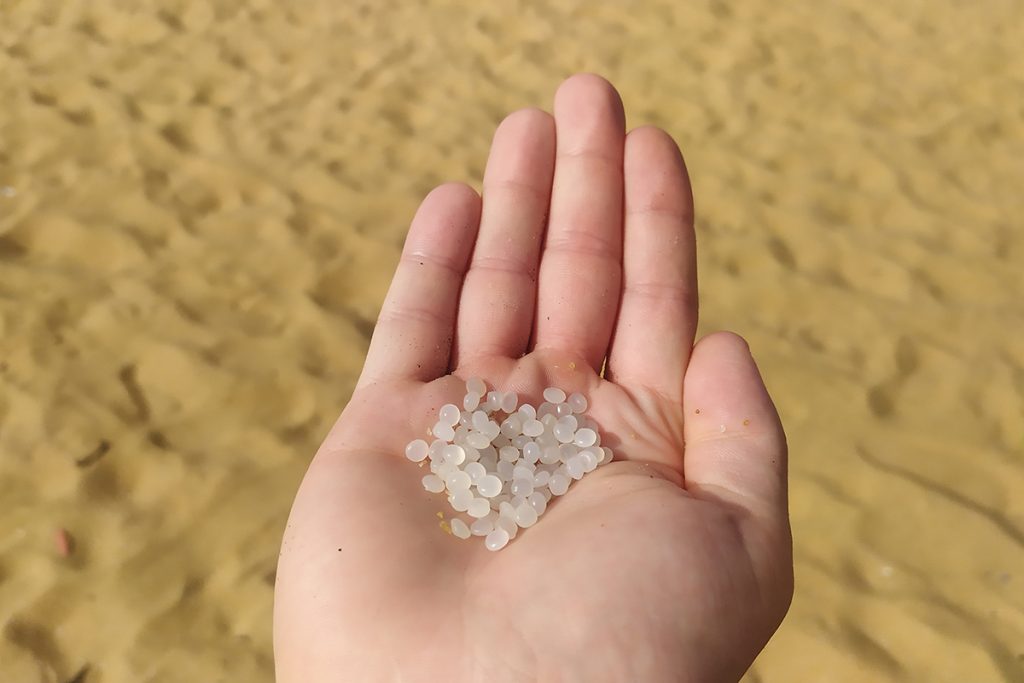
(682, 331, 788, 519)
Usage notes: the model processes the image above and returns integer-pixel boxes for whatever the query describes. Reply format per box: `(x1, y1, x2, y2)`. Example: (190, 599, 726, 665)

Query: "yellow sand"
(1, 1, 1022, 681)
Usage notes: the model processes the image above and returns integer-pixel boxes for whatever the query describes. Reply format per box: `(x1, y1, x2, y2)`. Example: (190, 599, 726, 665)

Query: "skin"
(274, 74, 794, 683)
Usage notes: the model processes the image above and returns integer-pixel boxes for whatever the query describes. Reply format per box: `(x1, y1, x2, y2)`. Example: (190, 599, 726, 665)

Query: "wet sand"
(1, 1, 1022, 681)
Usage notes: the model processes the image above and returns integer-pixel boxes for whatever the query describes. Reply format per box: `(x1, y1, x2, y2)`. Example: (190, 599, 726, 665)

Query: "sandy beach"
(1, 0, 1022, 681)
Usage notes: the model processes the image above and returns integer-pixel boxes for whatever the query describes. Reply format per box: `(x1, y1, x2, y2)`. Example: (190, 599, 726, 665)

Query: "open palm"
(275, 75, 793, 683)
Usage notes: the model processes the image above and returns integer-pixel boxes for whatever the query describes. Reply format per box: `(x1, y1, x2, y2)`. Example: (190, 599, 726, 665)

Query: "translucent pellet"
(467, 497, 491, 518)
(556, 403, 573, 417)
(533, 470, 551, 488)
(484, 421, 501, 441)
(522, 419, 544, 437)
(574, 428, 597, 448)
(439, 404, 461, 426)
(498, 500, 516, 519)
(567, 392, 588, 413)
(548, 473, 570, 496)
(522, 442, 541, 464)
(496, 515, 518, 539)
(515, 502, 538, 528)
(445, 470, 471, 491)
(512, 464, 535, 480)
(579, 449, 599, 473)
(518, 404, 537, 420)
(540, 446, 561, 465)
(543, 387, 566, 403)
(553, 422, 575, 444)
(601, 446, 613, 465)
(499, 446, 519, 463)
(510, 477, 534, 498)
(527, 491, 547, 516)
(497, 460, 515, 481)
(450, 518, 471, 539)
(464, 462, 486, 483)
(485, 528, 510, 551)
(450, 489, 473, 511)
(565, 456, 585, 480)
(486, 391, 502, 411)
(500, 391, 518, 413)
(442, 444, 466, 465)
(464, 392, 481, 411)
(466, 377, 486, 396)
(405, 439, 428, 462)
(432, 422, 455, 441)
(559, 444, 578, 462)
(500, 415, 523, 437)
(476, 475, 502, 498)
(471, 517, 494, 536)
(422, 474, 445, 493)
(466, 431, 491, 449)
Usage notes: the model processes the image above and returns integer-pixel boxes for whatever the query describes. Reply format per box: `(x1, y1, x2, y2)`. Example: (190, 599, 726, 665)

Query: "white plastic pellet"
(432, 422, 455, 441)
(543, 387, 566, 403)
(464, 392, 481, 411)
(500, 415, 523, 437)
(556, 403, 573, 417)
(515, 502, 538, 528)
(548, 473, 570, 496)
(466, 431, 491, 449)
(522, 419, 544, 437)
(405, 439, 429, 462)
(444, 470, 471, 491)
(500, 391, 518, 413)
(565, 456, 586, 480)
(467, 497, 491, 518)
(485, 528, 510, 551)
(471, 517, 494, 536)
(510, 478, 534, 498)
(499, 445, 519, 463)
(512, 464, 535, 480)
(450, 489, 473, 511)
(567, 392, 588, 413)
(518, 404, 537, 420)
(450, 518, 471, 539)
(443, 444, 466, 465)
(574, 428, 597, 448)
(496, 460, 514, 482)
(498, 500, 516, 519)
(553, 423, 575, 444)
(522, 442, 541, 464)
(466, 377, 486, 396)
(496, 515, 518, 539)
(422, 474, 445, 493)
(476, 475, 502, 498)
(439, 404, 461, 426)
(533, 470, 551, 488)
(527, 491, 547, 516)
(579, 449, 599, 473)
(464, 461, 486, 482)
(486, 391, 502, 411)
(540, 446, 561, 465)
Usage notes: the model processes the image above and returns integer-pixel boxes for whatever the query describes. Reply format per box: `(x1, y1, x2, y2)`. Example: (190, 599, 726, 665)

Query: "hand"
(274, 74, 793, 683)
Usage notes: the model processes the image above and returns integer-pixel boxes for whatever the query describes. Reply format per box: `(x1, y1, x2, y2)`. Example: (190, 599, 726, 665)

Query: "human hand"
(274, 74, 793, 683)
